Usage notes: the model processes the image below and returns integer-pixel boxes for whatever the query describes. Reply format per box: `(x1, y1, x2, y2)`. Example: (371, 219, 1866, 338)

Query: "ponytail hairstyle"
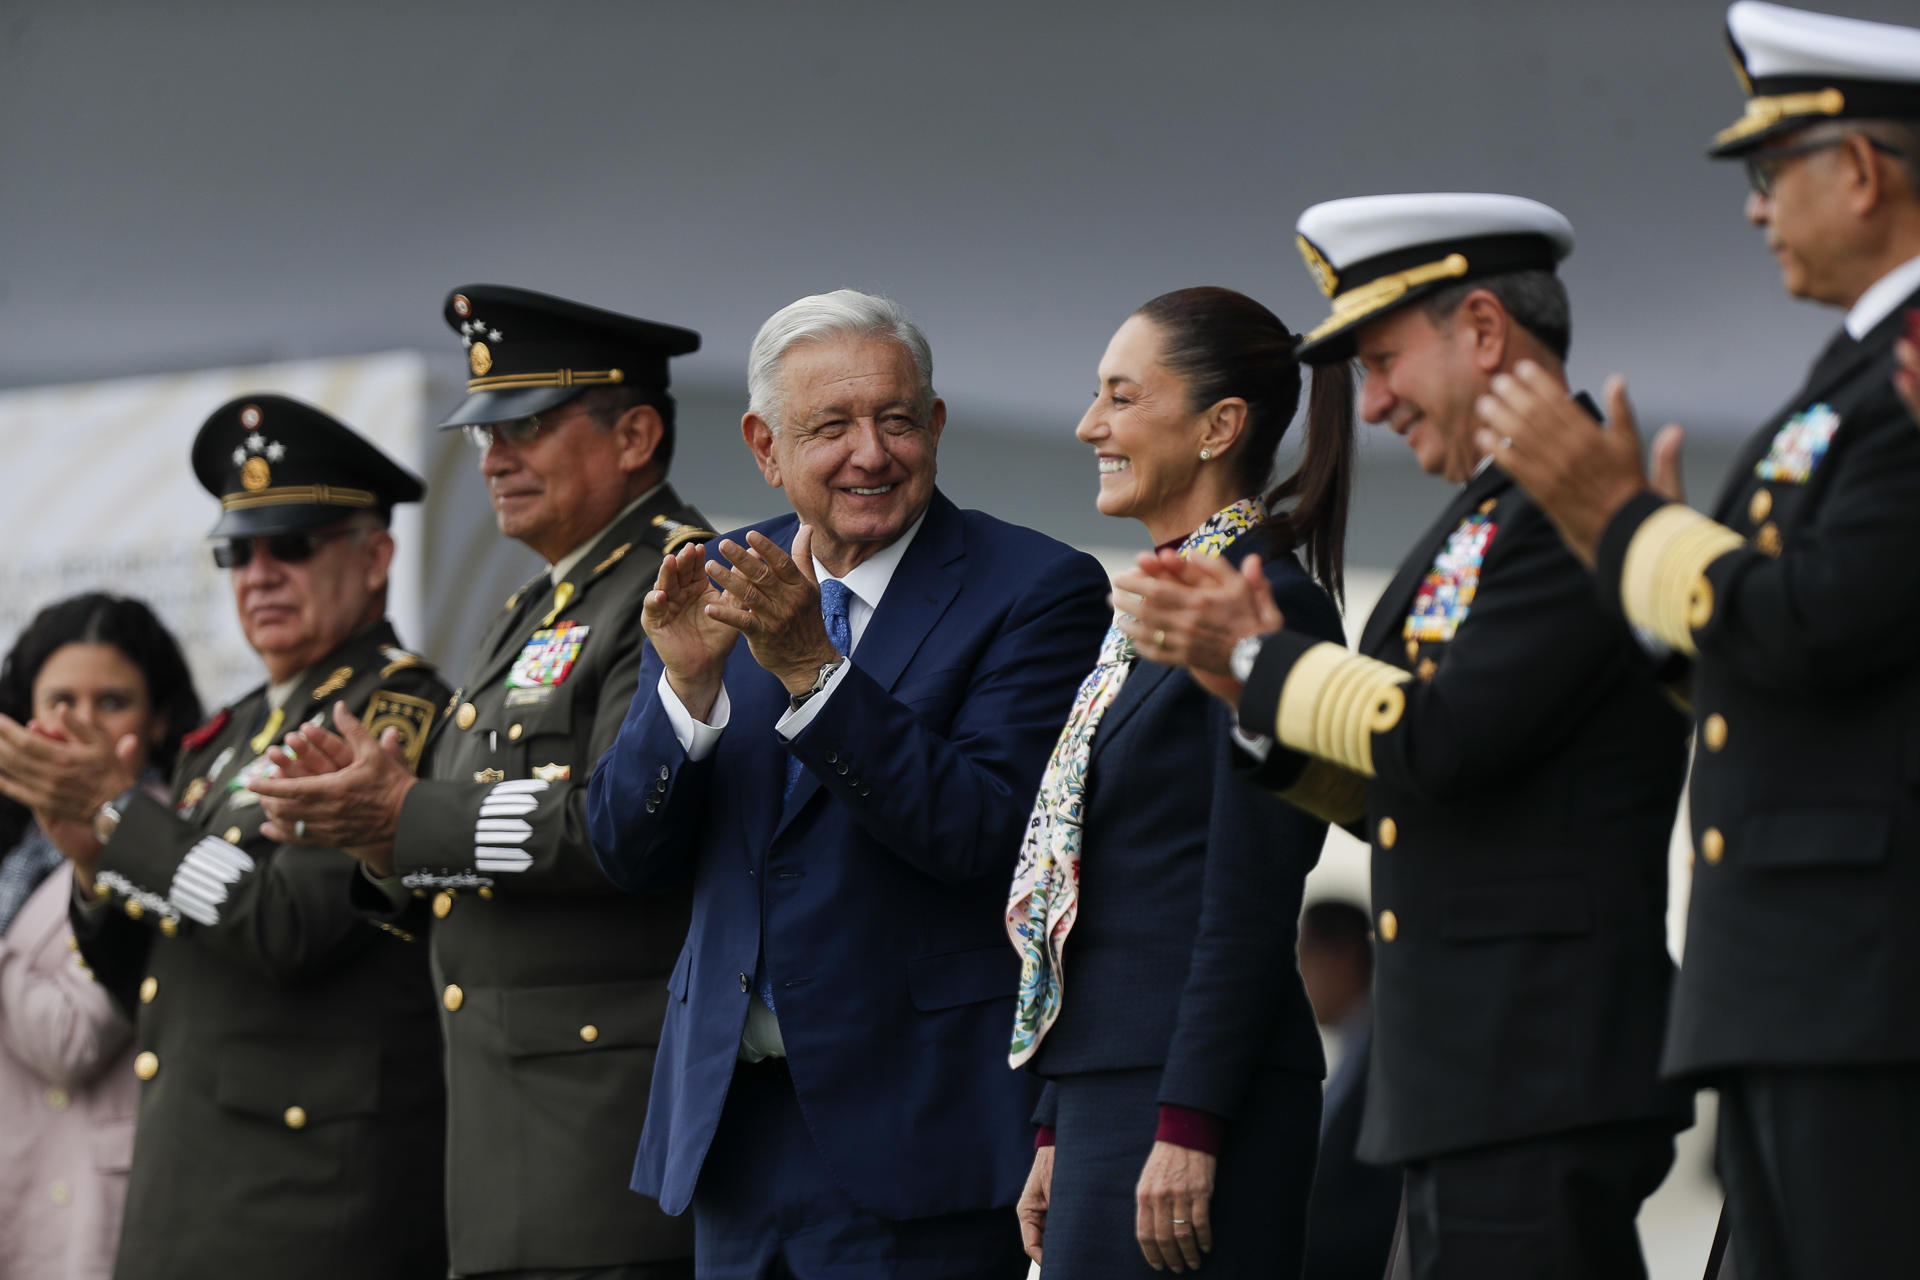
(1132, 287, 1357, 602)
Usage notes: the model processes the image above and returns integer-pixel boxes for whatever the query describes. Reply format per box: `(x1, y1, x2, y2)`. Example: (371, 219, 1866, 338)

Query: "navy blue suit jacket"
(588, 491, 1111, 1219)
(1030, 542, 1336, 1108)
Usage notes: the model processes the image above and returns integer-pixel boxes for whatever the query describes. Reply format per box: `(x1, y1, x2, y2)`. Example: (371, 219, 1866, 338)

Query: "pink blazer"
(0, 865, 138, 1280)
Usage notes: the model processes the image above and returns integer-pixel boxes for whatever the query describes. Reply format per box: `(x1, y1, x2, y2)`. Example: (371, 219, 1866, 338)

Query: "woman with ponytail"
(1007, 287, 1354, 1278)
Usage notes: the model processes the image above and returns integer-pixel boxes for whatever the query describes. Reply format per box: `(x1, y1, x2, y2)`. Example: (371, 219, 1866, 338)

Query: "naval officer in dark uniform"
(1117, 196, 1694, 1279)
(255, 286, 711, 1279)
(0, 395, 451, 1278)
(1478, 6, 1920, 1276)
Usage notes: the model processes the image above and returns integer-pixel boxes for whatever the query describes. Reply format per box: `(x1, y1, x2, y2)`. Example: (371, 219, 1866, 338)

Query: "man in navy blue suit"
(588, 289, 1112, 1278)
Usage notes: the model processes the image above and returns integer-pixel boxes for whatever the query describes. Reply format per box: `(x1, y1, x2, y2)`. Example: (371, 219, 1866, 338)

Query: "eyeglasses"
(1744, 134, 1908, 197)
(211, 526, 362, 569)
(463, 413, 557, 451)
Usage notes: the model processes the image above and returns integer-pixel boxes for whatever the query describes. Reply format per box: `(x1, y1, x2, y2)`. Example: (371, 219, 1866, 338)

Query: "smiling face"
(1354, 304, 1490, 484)
(1075, 314, 1224, 540)
(743, 336, 945, 575)
(229, 519, 393, 683)
(32, 642, 167, 775)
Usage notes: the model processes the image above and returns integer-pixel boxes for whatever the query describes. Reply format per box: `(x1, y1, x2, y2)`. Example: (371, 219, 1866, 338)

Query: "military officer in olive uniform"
(255, 286, 710, 1279)
(1117, 197, 1693, 1278)
(1479, 7, 1920, 1275)
(0, 394, 450, 1278)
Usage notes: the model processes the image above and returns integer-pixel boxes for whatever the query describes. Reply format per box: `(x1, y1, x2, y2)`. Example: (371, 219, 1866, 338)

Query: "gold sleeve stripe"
(1279, 757, 1370, 826)
(1619, 504, 1745, 655)
(1273, 641, 1409, 777)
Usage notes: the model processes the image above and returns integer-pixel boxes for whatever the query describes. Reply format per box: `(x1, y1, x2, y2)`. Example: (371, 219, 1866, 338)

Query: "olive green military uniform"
(74, 620, 450, 1280)
(361, 486, 708, 1277)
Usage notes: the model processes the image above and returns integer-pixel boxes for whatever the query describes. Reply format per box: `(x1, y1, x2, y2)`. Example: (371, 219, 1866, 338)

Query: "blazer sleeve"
(1594, 396, 1920, 693)
(779, 551, 1113, 884)
(1160, 573, 1334, 1117)
(1239, 504, 1659, 802)
(395, 596, 650, 896)
(0, 872, 131, 1088)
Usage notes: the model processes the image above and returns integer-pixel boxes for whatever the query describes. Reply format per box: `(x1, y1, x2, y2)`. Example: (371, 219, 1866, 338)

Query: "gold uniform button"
(224, 827, 242, 843)
(1703, 714, 1728, 752)
(579, 1024, 599, 1043)
(443, 984, 464, 1012)
(456, 703, 478, 730)
(67, 936, 78, 951)
(46, 1088, 70, 1111)
(50, 1180, 71, 1206)
(1404, 637, 1419, 661)
(1702, 827, 1726, 865)
(134, 1051, 159, 1081)
(283, 1105, 308, 1130)
(507, 723, 523, 741)
(139, 976, 158, 1004)
(158, 917, 178, 938)
(1378, 909, 1399, 943)
(1749, 488, 1773, 523)
(477, 886, 494, 900)
(1378, 818, 1398, 849)
(124, 899, 144, 921)
(1754, 523, 1782, 558)
(432, 891, 454, 919)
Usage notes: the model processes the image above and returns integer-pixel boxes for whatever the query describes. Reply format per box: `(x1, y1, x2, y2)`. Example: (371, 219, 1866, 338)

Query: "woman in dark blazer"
(1008, 287, 1354, 1277)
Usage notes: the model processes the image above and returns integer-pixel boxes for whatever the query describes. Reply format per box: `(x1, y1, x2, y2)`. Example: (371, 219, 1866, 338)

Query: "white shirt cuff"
(1231, 726, 1274, 763)
(1630, 625, 1672, 664)
(659, 671, 729, 762)
(775, 658, 852, 740)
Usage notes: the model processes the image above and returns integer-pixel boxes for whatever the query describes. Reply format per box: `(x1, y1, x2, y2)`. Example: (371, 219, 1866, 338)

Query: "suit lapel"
(1088, 658, 1172, 767)
(1360, 465, 1508, 657)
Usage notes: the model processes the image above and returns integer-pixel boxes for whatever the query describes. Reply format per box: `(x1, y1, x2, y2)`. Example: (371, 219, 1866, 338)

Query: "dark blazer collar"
(1360, 462, 1510, 658)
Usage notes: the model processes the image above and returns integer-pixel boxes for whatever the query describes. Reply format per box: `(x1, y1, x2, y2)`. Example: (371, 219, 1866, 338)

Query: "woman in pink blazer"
(0, 594, 200, 1279)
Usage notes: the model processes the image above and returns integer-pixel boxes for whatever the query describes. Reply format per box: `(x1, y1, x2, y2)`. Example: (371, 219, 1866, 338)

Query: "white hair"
(745, 289, 935, 434)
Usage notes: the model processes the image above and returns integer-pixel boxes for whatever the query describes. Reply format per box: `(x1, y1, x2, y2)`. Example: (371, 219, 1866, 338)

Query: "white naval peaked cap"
(1291, 193, 1574, 364)
(1712, 2, 1920, 155)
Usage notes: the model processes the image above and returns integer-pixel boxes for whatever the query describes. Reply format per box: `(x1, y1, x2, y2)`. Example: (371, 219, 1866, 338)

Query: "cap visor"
(208, 504, 376, 539)
(435, 386, 583, 429)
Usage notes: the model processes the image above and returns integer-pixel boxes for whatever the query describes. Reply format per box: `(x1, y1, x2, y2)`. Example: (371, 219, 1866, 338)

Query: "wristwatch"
(789, 657, 845, 712)
(92, 787, 138, 845)
(1229, 634, 1266, 685)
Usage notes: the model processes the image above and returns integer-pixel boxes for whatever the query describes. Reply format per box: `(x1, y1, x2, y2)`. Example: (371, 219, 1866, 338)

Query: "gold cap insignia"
(241, 457, 271, 491)
(1297, 235, 1340, 299)
(532, 762, 571, 782)
(469, 341, 493, 377)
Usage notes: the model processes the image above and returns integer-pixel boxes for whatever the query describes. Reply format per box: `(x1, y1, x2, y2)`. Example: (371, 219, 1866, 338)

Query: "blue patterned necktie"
(764, 577, 854, 1013)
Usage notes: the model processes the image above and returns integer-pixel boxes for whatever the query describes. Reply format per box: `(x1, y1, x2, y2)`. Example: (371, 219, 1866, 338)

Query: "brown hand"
(643, 542, 737, 720)
(1474, 363, 1651, 567)
(0, 707, 139, 825)
(1018, 1146, 1054, 1264)
(1135, 1140, 1216, 1272)
(702, 526, 842, 694)
(251, 702, 415, 871)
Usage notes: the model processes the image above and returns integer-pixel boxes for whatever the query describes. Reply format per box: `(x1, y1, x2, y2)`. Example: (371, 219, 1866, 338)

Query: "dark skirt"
(1042, 1067, 1320, 1280)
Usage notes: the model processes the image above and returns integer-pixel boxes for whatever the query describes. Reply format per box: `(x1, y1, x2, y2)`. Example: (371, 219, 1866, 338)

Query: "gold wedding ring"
(1154, 629, 1167, 648)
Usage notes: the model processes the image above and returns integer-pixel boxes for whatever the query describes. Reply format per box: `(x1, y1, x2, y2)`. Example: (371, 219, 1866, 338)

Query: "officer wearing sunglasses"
(24, 393, 453, 1277)
(252, 285, 713, 1279)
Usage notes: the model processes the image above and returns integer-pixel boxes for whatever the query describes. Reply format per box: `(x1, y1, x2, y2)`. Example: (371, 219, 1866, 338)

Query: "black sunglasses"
(211, 526, 362, 569)
(1744, 134, 1908, 197)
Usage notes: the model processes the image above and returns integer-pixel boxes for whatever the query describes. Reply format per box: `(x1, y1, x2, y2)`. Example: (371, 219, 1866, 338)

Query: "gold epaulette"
(1619, 505, 1745, 656)
(1279, 757, 1371, 826)
(1272, 642, 1409, 777)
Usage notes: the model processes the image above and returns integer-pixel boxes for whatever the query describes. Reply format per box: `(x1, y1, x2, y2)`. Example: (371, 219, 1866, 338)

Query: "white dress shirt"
(1845, 251, 1920, 341)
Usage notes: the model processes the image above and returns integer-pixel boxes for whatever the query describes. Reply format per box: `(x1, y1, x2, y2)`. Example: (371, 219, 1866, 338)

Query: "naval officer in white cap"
(1116, 192, 1693, 1278)
(1478, 5, 1920, 1276)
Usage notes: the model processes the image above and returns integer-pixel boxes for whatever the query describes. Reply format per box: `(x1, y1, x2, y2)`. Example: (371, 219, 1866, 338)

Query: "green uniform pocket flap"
(501, 979, 669, 1056)
(1739, 809, 1889, 869)
(215, 1039, 380, 1124)
(908, 946, 1020, 1011)
(1441, 878, 1592, 942)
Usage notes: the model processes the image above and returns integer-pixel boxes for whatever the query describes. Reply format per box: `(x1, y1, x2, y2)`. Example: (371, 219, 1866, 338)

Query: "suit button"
(139, 976, 158, 1004)
(456, 703, 478, 730)
(1377, 818, 1398, 849)
(158, 917, 178, 938)
(224, 827, 242, 843)
(658, 765, 671, 781)
(433, 891, 454, 919)
(1701, 828, 1725, 865)
(283, 1106, 308, 1130)
(46, 1087, 69, 1111)
(1754, 523, 1782, 557)
(645, 800, 659, 813)
(443, 984, 464, 1012)
(1703, 714, 1728, 752)
(1404, 637, 1419, 662)
(739, 972, 750, 993)
(1749, 488, 1773, 523)
(134, 1052, 159, 1081)
(579, 1025, 599, 1043)
(1378, 910, 1399, 943)
(825, 751, 839, 764)
(834, 762, 849, 775)
(50, 1180, 70, 1206)
(858, 784, 872, 797)
(478, 886, 494, 900)
(124, 899, 143, 921)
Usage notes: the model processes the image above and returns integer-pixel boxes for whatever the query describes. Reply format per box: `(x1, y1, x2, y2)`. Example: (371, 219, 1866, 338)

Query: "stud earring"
(1199, 448, 1212, 460)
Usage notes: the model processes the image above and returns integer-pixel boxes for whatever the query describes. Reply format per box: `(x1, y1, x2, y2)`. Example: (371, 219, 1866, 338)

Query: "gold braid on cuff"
(1280, 757, 1372, 826)
(1619, 504, 1745, 655)
(1272, 642, 1409, 777)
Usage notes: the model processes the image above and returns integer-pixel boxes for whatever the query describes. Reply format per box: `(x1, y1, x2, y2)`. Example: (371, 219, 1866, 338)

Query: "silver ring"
(1171, 1218, 1187, 1225)
(1499, 435, 1514, 450)
(294, 819, 306, 840)
(1153, 629, 1167, 649)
